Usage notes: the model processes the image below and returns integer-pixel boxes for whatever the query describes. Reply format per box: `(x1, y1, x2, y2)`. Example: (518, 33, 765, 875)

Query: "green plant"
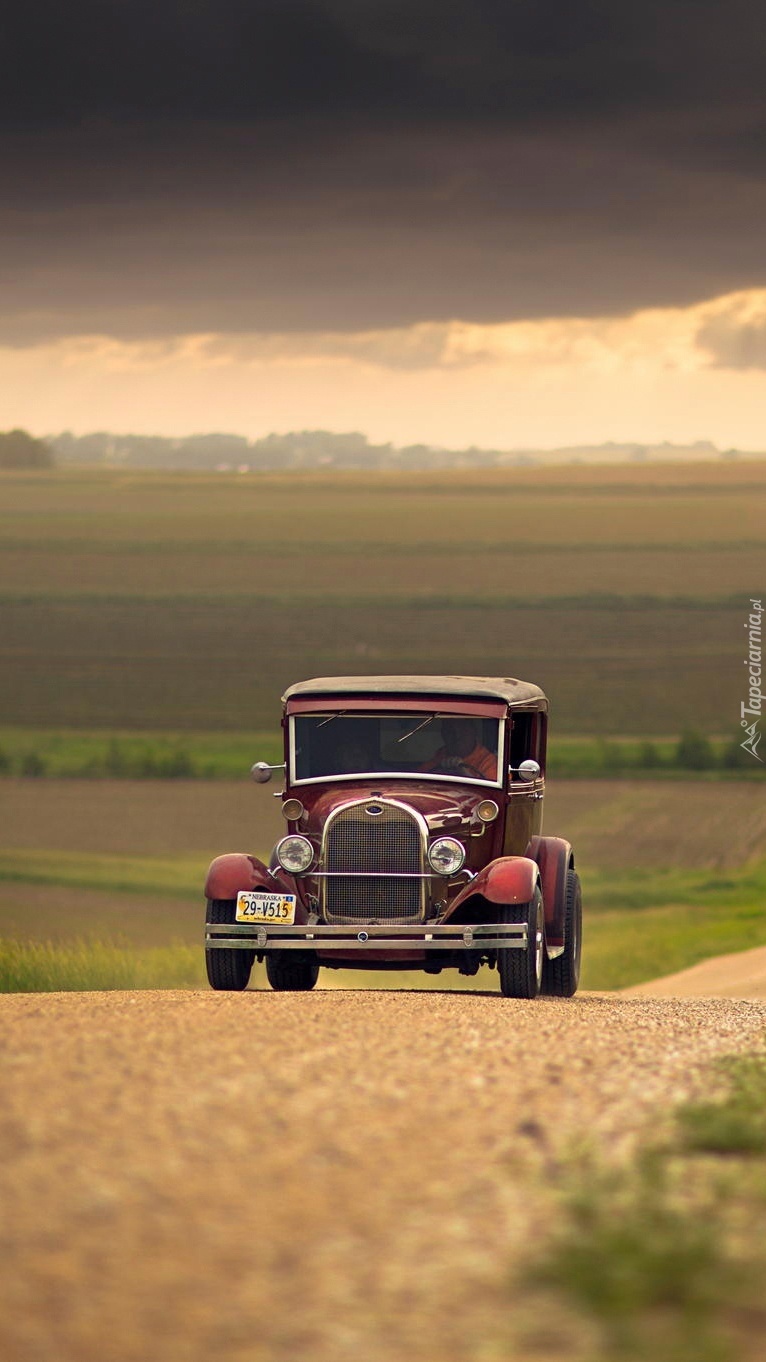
(675, 731, 716, 770)
(638, 740, 662, 768)
(20, 751, 47, 777)
(678, 1055, 766, 1155)
(721, 734, 760, 770)
(518, 1050, 766, 1362)
(531, 1152, 733, 1361)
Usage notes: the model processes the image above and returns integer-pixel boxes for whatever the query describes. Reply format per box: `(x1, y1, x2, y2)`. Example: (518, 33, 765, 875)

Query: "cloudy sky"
(2, 0, 766, 447)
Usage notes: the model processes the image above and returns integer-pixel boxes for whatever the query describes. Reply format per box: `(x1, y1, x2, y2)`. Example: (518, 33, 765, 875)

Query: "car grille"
(322, 802, 424, 923)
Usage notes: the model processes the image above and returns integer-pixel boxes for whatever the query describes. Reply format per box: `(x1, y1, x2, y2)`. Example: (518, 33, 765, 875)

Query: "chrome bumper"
(205, 922, 527, 951)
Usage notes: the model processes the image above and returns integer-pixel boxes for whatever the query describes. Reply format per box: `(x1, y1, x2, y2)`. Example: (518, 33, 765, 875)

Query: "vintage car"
(204, 675, 582, 998)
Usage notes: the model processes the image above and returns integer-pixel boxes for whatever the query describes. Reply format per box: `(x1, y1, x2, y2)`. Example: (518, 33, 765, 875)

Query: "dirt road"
(623, 942, 766, 999)
(3, 988, 766, 1362)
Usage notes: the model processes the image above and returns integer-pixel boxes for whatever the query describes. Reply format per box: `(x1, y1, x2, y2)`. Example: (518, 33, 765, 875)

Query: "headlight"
(427, 836, 466, 876)
(476, 799, 499, 824)
(275, 835, 314, 874)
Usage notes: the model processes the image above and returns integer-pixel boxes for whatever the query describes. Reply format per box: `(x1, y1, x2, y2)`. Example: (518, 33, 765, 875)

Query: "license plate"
(236, 891, 297, 924)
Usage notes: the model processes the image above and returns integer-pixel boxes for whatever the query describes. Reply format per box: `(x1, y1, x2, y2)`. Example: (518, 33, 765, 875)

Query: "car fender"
(446, 855, 540, 919)
(204, 853, 294, 903)
(526, 836, 573, 949)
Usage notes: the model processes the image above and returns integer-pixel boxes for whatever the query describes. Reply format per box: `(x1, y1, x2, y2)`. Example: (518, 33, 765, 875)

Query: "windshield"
(290, 713, 502, 785)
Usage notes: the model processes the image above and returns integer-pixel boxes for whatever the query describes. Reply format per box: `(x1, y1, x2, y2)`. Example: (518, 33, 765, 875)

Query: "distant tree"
(0, 428, 54, 469)
(638, 740, 661, 768)
(675, 730, 715, 770)
(721, 733, 759, 768)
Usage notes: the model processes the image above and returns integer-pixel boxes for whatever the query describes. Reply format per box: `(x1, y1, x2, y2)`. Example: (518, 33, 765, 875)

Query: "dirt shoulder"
(623, 942, 766, 999)
(2, 988, 766, 1362)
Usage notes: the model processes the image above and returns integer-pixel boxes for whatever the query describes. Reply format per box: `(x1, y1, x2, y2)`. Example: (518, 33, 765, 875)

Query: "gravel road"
(3, 988, 766, 1362)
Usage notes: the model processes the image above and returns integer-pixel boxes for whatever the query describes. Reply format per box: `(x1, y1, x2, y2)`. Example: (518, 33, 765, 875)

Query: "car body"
(204, 675, 582, 997)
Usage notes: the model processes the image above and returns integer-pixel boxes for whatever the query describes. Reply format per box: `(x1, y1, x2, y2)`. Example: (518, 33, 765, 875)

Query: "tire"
(498, 886, 544, 998)
(266, 954, 320, 992)
(541, 868, 582, 997)
(205, 898, 254, 991)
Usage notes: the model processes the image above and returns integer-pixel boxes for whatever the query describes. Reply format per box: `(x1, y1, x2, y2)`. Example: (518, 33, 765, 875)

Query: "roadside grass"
(0, 848, 208, 898)
(519, 1050, 766, 1361)
(585, 860, 766, 914)
(581, 863, 766, 990)
(678, 1055, 766, 1155)
(0, 938, 205, 991)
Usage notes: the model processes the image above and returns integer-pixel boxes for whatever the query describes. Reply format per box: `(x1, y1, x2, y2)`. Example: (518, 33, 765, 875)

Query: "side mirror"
(510, 759, 541, 782)
(251, 761, 285, 784)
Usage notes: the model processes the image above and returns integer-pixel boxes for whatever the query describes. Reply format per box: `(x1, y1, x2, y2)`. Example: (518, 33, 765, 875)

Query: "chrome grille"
(323, 802, 424, 923)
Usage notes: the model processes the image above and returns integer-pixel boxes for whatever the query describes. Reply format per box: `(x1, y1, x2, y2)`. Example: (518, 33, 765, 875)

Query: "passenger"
(421, 718, 497, 780)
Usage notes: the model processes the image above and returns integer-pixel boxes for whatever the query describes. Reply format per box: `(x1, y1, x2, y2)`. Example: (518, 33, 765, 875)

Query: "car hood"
(299, 780, 496, 836)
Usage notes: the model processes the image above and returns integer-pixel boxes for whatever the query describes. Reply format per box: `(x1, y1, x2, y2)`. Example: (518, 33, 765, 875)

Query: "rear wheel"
(266, 954, 320, 992)
(498, 886, 544, 998)
(205, 898, 254, 991)
(541, 868, 582, 997)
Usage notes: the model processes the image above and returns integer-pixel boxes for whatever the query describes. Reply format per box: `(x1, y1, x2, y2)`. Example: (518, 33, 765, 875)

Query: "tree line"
(0, 429, 54, 469)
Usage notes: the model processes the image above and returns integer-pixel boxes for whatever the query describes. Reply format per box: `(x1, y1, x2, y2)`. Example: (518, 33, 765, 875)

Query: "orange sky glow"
(3, 287, 765, 450)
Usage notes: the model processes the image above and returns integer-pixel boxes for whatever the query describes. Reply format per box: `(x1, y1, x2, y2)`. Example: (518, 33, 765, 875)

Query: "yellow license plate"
(236, 892, 296, 924)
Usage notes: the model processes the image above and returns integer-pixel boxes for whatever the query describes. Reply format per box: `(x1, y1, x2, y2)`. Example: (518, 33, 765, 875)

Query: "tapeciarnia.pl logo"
(741, 598, 763, 762)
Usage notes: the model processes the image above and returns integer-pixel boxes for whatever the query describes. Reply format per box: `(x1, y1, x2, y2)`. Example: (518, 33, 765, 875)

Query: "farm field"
(1, 462, 764, 733)
(3, 778, 765, 992)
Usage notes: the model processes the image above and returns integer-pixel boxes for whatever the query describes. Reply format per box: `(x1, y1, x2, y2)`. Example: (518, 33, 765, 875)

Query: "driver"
(421, 718, 497, 780)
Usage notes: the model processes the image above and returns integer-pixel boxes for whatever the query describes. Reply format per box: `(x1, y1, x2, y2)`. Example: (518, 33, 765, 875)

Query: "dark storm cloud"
(1, 1, 766, 342)
(3, 0, 764, 129)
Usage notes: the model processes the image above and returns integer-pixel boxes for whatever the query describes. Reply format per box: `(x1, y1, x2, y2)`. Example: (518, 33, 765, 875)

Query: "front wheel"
(205, 899, 254, 991)
(266, 954, 319, 992)
(541, 868, 582, 997)
(498, 886, 544, 998)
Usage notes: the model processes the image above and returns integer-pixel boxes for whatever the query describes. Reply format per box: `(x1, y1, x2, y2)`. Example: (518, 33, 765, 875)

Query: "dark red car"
(204, 675, 582, 997)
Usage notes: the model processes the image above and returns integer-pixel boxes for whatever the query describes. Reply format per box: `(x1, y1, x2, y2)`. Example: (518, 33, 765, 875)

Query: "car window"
(291, 713, 501, 784)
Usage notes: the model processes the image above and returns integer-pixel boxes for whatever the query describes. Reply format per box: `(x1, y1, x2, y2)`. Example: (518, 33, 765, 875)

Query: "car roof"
(282, 675, 547, 707)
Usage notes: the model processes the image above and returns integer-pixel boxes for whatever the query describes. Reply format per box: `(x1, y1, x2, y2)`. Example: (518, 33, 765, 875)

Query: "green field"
(1, 463, 764, 734)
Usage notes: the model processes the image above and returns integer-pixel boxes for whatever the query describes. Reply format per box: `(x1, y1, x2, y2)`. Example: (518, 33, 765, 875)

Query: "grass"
(0, 848, 208, 898)
(0, 938, 205, 991)
(678, 1055, 766, 1155)
(520, 1050, 766, 1361)
(529, 1156, 734, 1361)
(580, 860, 766, 990)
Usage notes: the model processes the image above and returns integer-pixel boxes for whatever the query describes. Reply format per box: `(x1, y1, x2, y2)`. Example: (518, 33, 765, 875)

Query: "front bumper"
(205, 922, 528, 952)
